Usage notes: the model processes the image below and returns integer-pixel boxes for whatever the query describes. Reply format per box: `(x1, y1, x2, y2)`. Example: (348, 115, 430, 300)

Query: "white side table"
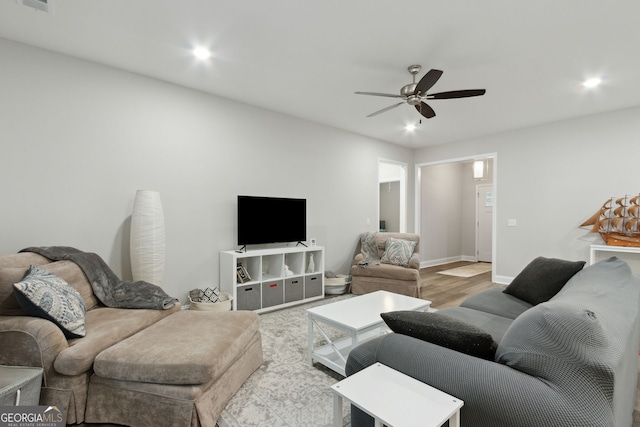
(0, 366, 43, 406)
(331, 362, 463, 427)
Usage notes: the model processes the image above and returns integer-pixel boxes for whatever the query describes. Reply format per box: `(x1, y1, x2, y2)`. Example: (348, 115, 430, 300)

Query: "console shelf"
(220, 246, 324, 313)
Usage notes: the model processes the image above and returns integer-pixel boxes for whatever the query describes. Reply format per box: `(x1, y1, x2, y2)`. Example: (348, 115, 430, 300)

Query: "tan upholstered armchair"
(350, 232, 421, 297)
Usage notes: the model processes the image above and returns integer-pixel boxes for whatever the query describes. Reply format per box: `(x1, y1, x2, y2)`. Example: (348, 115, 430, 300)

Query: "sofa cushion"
(461, 287, 533, 319)
(380, 238, 417, 267)
(93, 310, 260, 385)
(350, 262, 420, 281)
(496, 301, 612, 388)
(555, 256, 631, 298)
(0, 266, 29, 315)
(13, 265, 86, 338)
(54, 304, 179, 376)
(436, 306, 514, 343)
(496, 257, 639, 385)
(381, 310, 498, 360)
(503, 257, 585, 305)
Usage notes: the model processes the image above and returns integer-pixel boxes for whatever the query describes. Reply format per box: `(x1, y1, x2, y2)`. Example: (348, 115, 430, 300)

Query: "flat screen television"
(237, 195, 307, 246)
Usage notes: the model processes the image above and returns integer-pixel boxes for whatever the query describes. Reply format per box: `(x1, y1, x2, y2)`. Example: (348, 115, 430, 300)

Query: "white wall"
(414, 107, 640, 280)
(419, 163, 463, 262)
(0, 38, 415, 302)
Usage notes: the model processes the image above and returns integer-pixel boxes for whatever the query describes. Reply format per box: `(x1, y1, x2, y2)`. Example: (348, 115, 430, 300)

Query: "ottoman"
(84, 310, 263, 427)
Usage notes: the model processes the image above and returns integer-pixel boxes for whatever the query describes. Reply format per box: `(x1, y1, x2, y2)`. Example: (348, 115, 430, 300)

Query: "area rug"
(217, 295, 354, 427)
(437, 262, 491, 278)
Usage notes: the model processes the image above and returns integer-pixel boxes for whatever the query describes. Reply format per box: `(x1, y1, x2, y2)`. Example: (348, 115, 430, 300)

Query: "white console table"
(590, 244, 640, 274)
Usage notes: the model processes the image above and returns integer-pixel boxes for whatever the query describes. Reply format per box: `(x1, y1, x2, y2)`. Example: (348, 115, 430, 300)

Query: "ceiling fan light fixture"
(582, 77, 602, 88)
(192, 47, 212, 60)
(407, 95, 421, 106)
(355, 65, 485, 119)
(405, 123, 417, 132)
(401, 83, 417, 97)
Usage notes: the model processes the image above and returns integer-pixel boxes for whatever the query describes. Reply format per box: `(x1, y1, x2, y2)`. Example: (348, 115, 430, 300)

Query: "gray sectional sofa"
(347, 256, 640, 427)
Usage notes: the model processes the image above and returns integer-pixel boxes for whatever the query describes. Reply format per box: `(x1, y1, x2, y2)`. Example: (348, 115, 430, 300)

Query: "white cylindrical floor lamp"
(130, 190, 165, 287)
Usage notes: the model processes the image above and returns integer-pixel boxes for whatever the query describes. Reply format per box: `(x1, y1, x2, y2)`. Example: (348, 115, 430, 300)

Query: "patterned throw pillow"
(380, 238, 417, 267)
(13, 265, 86, 338)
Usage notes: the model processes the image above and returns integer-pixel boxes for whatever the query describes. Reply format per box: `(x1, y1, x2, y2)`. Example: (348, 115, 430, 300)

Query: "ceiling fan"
(355, 65, 486, 119)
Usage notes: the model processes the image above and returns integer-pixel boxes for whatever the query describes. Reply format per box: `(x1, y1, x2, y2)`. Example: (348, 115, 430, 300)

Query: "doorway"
(415, 154, 496, 272)
(379, 160, 407, 233)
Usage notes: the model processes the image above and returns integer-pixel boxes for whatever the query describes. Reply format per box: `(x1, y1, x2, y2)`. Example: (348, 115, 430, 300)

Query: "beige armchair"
(350, 232, 421, 298)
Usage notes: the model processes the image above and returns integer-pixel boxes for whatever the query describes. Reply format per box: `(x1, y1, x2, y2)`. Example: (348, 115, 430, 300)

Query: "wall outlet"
(508, 219, 517, 227)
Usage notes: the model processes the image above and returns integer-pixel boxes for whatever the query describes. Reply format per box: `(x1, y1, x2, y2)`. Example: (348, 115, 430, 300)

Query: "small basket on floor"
(325, 274, 350, 295)
(189, 291, 233, 312)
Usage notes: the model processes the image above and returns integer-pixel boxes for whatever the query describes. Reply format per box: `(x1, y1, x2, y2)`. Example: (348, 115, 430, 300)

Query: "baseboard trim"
(421, 255, 477, 269)
(494, 275, 513, 285)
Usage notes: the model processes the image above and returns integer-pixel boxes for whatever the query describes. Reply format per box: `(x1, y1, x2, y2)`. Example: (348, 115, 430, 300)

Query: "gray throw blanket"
(357, 232, 380, 267)
(20, 246, 177, 310)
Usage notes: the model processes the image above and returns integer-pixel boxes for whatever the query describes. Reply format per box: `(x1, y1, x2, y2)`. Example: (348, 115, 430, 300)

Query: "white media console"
(220, 246, 324, 313)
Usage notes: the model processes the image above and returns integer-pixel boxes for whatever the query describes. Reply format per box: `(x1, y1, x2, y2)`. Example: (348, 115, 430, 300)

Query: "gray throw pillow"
(381, 310, 498, 360)
(380, 238, 416, 267)
(503, 257, 586, 305)
(13, 265, 86, 338)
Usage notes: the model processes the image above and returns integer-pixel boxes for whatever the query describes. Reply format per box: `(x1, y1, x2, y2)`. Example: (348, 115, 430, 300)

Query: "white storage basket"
(325, 274, 349, 295)
(189, 292, 233, 312)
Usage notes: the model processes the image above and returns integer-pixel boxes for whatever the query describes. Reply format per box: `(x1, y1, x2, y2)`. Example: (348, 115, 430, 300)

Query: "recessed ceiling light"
(582, 77, 602, 88)
(192, 47, 212, 60)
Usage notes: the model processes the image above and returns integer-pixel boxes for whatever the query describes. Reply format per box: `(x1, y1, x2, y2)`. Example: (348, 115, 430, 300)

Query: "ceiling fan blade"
(427, 89, 486, 99)
(415, 102, 436, 119)
(355, 91, 403, 98)
(366, 102, 405, 117)
(415, 69, 443, 95)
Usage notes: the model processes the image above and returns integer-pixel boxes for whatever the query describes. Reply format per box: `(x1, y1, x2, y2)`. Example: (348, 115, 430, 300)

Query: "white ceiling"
(2, 0, 639, 148)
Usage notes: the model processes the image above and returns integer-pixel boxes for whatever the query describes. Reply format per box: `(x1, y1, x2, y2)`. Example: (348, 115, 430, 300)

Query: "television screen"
(237, 196, 307, 246)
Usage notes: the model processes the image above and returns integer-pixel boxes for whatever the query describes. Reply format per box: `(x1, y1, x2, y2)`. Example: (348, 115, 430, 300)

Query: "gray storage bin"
(284, 276, 304, 303)
(236, 284, 261, 311)
(262, 280, 284, 308)
(0, 366, 43, 406)
(305, 273, 323, 298)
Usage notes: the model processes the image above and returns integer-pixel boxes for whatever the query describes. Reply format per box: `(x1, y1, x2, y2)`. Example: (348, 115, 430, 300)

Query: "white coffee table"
(307, 290, 431, 376)
(332, 362, 463, 427)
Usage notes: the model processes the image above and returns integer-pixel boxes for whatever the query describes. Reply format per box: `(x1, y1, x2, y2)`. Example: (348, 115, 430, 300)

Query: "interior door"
(476, 184, 493, 262)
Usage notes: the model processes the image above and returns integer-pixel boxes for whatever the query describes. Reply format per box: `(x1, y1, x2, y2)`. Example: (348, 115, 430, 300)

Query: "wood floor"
(418, 261, 501, 309)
